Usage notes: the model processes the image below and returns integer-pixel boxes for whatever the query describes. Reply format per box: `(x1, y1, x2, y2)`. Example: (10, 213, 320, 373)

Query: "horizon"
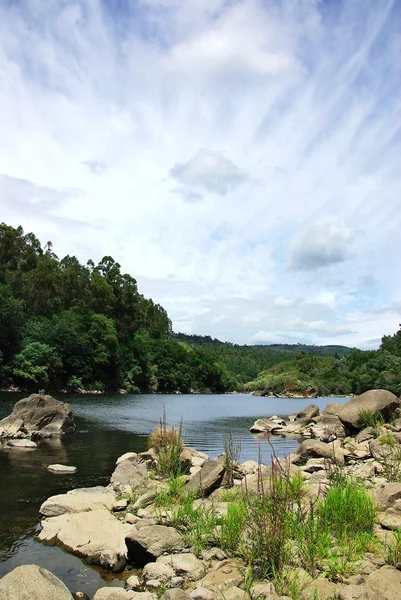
(1, 0, 399, 350)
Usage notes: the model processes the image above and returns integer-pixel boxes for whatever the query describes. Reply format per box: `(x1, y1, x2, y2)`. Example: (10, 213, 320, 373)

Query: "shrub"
(358, 409, 384, 430)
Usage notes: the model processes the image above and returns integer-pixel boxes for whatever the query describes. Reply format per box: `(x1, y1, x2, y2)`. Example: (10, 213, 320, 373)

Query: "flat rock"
(38, 509, 129, 571)
(47, 464, 77, 473)
(190, 588, 215, 600)
(186, 457, 226, 498)
(40, 486, 116, 516)
(0, 564, 74, 600)
(125, 525, 184, 566)
(249, 419, 284, 434)
(160, 591, 192, 600)
(157, 553, 206, 581)
(338, 389, 401, 429)
(295, 404, 320, 421)
(94, 590, 156, 600)
(366, 566, 401, 600)
(198, 559, 243, 590)
(293, 439, 344, 465)
(7, 439, 37, 448)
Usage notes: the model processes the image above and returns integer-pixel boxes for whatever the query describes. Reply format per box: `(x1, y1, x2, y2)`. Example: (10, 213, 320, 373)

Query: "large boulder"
(295, 404, 320, 422)
(0, 394, 75, 438)
(38, 509, 129, 571)
(186, 457, 226, 498)
(309, 415, 346, 441)
(40, 486, 117, 517)
(323, 402, 343, 416)
(366, 565, 401, 600)
(0, 564, 73, 600)
(338, 390, 401, 429)
(125, 525, 184, 566)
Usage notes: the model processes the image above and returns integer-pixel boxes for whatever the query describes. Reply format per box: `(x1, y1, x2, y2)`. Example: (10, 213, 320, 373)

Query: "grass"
(220, 498, 248, 553)
(386, 529, 401, 568)
(357, 409, 384, 435)
(148, 409, 184, 477)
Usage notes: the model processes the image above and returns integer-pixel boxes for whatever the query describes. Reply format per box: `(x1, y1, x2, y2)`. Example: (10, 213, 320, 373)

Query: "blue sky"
(0, 0, 399, 348)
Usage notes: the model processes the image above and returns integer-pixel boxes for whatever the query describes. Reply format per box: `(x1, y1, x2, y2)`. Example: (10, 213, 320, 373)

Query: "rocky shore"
(1, 389, 401, 599)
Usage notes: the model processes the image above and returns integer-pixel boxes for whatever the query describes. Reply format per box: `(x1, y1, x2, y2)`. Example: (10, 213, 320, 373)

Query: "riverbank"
(3, 388, 401, 599)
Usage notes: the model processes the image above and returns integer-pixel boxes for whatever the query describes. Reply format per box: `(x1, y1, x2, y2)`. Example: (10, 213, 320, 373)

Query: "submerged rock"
(0, 394, 75, 439)
(7, 439, 37, 448)
(0, 564, 74, 600)
(47, 464, 77, 474)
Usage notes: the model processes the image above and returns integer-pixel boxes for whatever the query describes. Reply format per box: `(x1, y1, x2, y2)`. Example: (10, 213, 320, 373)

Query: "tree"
(12, 342, 62, 387)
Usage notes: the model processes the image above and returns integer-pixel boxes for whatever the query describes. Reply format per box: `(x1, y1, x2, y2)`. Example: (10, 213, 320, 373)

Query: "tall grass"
(148, 408, 184, 476)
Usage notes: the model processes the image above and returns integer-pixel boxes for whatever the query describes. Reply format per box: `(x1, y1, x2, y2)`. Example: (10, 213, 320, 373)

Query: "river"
(0, 392, 348, 596)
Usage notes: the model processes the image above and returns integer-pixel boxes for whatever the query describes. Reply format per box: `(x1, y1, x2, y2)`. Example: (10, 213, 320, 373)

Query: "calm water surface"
(0, 392, 348, 596)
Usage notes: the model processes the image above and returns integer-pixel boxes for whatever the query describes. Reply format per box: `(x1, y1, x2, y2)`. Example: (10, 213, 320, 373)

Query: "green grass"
(220, 498, 248, 553)
(358, 409, 384, 432)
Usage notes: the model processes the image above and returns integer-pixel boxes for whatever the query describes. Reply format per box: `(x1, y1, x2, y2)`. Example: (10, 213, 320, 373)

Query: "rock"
(241, 463, 302, 495)
(336, 584, 386, 599)
(338, 389, 401, 429)
(292, 439, 344, 465)
(202, 548, 227, 561)
(366, 565, 401, 600)
(186, 457, 226, 497)
(375, 482, 401, 509)
(47, 464, 77, 474)
(110, 456, 150, 495)
(125, 525, 184, 566)
(40, 486, 116, 517)
(0, 564, 74, 599)
(344, 440, 371, 459)
(38, 509, 129, 571)
(323, 402, 343, 416)
(220, 586, 247, 600)
(302, 458, 326, 472)
(180, 448, 194, 472)
(126, 575, 141, 590)
(94, 590, 156, 600)
(117, 452, 138, 465)
(356, 428, 375, 443)
(239, 460, 259, 475)
(190, 588, 215, 600)
(133, 488, 166, 511)
(295, 404, 320, 421)
(157, 553, 206, 581)
(250, 582, 278, 599)
(198, 559, 243, 590)
(249, 419, 284, 434)
(125, 513, 139, 524)
(369, 439, 394, 461)
(303, 577, 338, 600)
(0, 394, 75, 438)
(310, 415, 346, 441)
(142, 563, 176, 584)
(7, 439, 37, 448)
(160, 590, 192, 600)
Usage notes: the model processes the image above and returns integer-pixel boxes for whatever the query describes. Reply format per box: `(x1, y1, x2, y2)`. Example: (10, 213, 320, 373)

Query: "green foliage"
(220, 498, 248, 553)
(358, 409, 384, 431)
(148, 411, 184, 477)
(386, 529, 401, 568)
(12, 341, 62, 386)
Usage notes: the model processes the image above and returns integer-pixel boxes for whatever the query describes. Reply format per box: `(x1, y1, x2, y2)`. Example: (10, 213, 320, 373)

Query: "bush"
(148, 409, 184, 476)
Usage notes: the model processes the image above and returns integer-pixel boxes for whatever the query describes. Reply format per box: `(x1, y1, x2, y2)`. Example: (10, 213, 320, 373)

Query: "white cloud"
(288, 219, 356, 271)
(170, 150, 247, 196)
(0, 0, 400, 349)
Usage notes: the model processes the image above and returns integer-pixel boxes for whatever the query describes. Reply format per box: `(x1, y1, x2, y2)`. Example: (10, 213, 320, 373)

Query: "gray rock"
(0, 394, 75, 438)
(293, 439, 344, 465)
(323, 402, 343, 416)
(142, 562, 176, 584)
(190, 588, 215, 600)
(0, 564, 74, 599)
(40, 486, 116, 517)
(366, 565, 401, 600)
(186, 457, 226, 497)
(110, 456, 150, 495)
(47, 464, 77, 473)
(295, 404, 319, 421)
(126, 575, 141, 590)
(125, 525, 184, 566)
(249, 419, 284, 434)
(94, 590, 156, 600)
(157, 553, 206, 581)
(38, 509, 129, 571)
(310, 415, 346, 441)
(160, 590, 192, 600)
(338, 389, 401, 429)
(117, 452, 138, 465)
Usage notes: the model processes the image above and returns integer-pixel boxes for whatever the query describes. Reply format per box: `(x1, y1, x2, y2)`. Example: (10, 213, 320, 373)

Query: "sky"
(0, 0, 400, 349)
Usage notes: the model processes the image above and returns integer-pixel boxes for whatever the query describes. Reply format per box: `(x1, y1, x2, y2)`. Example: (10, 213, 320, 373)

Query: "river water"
(0, 392, 348, 596)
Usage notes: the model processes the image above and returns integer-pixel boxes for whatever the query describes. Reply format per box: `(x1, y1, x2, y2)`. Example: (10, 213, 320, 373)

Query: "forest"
(0, 223, 400, 396)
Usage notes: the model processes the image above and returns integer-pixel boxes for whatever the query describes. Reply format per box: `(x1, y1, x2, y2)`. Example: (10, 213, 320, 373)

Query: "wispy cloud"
(0, 0, 400, 348)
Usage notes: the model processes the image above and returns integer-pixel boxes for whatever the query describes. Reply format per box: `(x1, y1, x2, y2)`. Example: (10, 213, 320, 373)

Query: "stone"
(198, 559, 243, 590)
(338, 389, 401, 429)
(160, 590, 192, 600)
(125, 525, 184, 566)
(303, 578, 338, 600)
(293, 439, 344, 465)
(250, 582, 278, 599)
(146, 580, 161, 589)
(367, 565, 401, 599)
(190, 588, 215, 600)
(323, 402, 343, 416)
(47, 464, 77, 473)
(133, 488, 166, 510)
(375, 482, 401, 509)
(302, 458, 326, 472)
(310, 415, 346, 441)
(369, 439, 395, 461)
(180, 448, 194, 472)
(241, 463, 302, 495)
(336, 584, 386, 600)
(239, 460, 259, 475)
(249, 419, 284, 434)
(221, 586, 247, 600)
(0, 394, 75, 438)
(114, 499, 128, 511)
(40, 486, 117, 516)
(117, 452, 138, 465)
(126, 575, 141, 590)
(186, 458, 226, 497)
(157, 553, 206, 581)
(356, 428, 375, 443)
(295, 404, 320, 421)
(0, 564, 74, 600)
(125, 513, 139, 524)
(38, 509, 129, 571)
(94, 590, 156, 600)
(7, 439, 37, 448)
(110, 456, 150, 495)
(142, 562, 176, 584)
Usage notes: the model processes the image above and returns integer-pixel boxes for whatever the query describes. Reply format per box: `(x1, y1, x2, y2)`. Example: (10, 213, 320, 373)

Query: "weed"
(219, 488, 241, 502)
(223, 424, 241, 486)
(380, 433, 396, 448)
(358, 409, 384, 434)
(220, 498, 248, 553)
(166, 494, 219, 555)
(386, 529, 401, 568)
(378, 445, 401, 482)
(149, 409, 184, 477)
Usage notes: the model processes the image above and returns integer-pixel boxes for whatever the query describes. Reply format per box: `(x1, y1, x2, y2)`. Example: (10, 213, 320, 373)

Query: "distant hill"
(172, 333, 354, 358)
